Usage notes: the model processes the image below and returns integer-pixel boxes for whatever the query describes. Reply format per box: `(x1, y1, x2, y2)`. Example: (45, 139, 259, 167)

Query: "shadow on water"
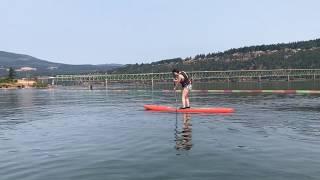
(175, 113, 193, 152)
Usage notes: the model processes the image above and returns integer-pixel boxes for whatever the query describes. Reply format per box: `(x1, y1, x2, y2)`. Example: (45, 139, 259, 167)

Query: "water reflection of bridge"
(54, 69, 320, 84)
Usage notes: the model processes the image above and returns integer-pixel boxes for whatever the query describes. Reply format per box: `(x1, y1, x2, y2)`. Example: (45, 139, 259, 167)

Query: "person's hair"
(172, 68, 179, 73)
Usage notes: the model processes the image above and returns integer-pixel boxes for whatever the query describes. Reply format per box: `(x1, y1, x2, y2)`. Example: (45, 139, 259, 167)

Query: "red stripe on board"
(309, 90, 320, 95)
(160, 89, 320, 94)
(251, 90, 263, 93)
(199, 90, 209, 93)
(283, 90, 297, 94)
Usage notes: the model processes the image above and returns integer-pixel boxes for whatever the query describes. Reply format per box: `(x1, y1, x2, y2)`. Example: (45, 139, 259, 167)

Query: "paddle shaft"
(174, 89, 178, 111)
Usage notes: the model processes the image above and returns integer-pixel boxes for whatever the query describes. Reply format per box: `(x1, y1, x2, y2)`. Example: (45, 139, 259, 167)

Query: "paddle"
(173, 76, 178, 112)
(174, 87, 178, 112)
(174, 81, 178, 136)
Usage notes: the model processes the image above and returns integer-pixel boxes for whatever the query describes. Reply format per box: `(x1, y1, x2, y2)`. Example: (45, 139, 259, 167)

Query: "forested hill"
(0, 51, 122, 77)
(111, 38, 320, 74)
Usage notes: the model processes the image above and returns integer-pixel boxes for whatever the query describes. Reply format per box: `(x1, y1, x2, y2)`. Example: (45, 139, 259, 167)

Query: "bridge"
(53, 69, 320, 84)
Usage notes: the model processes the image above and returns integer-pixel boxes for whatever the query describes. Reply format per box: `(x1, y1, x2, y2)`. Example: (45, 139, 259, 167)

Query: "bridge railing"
(54, 69, 320, 82)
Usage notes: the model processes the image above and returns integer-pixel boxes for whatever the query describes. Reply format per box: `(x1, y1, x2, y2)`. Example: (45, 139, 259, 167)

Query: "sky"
(1, 0, 320, 65)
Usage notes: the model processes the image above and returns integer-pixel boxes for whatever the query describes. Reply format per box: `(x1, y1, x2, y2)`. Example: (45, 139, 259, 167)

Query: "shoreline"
(0, 79, 38, 89)
(0, 83, 25, 89)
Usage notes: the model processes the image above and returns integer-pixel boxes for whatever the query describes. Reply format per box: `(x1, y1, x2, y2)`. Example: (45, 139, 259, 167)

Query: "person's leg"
(185, 89, 190, 107)
(181, 89, 187, 108)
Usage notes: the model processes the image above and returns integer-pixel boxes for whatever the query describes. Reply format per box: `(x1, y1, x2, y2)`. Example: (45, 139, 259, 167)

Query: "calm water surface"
(1, 88, 320, 180)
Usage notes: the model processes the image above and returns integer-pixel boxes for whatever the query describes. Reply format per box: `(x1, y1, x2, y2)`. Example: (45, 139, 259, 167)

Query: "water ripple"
(1, 89, 320, 180)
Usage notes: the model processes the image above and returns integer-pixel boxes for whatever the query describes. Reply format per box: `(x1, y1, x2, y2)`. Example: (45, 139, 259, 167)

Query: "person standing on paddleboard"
(172, 69, 192, 109)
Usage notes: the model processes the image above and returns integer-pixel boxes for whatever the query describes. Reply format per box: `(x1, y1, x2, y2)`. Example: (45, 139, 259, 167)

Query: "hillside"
(111, 38, 320, 74)
(0, 51, 122, 77)
(2, 38, 320, 77)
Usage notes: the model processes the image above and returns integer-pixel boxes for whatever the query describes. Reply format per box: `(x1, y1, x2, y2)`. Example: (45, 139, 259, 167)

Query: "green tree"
(8, 67, 16, 79)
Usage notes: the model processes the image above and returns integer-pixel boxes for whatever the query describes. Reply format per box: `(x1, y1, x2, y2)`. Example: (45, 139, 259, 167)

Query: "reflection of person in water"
(175, 113, 192, 151)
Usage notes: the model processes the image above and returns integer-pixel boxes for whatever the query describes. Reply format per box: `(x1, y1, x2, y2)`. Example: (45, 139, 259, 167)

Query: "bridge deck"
(54, 69, 320, 82)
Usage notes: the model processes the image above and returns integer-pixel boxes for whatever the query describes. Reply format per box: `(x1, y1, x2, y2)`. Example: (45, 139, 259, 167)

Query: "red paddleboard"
(144, 104, 235, 113)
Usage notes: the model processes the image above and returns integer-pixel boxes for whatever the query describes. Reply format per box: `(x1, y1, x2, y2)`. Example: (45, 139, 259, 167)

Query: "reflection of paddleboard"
(144, 105, 235, 113)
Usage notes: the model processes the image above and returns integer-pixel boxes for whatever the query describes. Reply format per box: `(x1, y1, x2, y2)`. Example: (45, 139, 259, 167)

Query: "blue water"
(1, 89, 320, 180)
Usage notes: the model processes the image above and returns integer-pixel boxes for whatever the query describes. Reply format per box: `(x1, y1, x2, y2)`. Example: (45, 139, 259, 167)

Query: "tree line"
(111, 38, 320, 74)
(0, 67, 16, 83)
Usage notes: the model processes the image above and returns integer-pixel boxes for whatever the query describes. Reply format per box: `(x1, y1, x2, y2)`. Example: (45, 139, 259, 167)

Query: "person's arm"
(173, 75, 181, 90)
(173, 78, 178, 90)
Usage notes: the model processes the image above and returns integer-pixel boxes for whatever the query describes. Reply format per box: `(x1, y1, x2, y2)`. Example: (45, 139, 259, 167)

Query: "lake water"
(1, 88, 320, 180)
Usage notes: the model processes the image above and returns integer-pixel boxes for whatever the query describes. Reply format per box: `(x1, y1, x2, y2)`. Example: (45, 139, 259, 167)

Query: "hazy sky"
(1, 0, 320, 65)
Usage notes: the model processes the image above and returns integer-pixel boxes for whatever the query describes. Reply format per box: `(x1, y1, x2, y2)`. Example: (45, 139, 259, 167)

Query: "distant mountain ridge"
(0, 51, 122, 77)
(2, 38, 320, 77)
